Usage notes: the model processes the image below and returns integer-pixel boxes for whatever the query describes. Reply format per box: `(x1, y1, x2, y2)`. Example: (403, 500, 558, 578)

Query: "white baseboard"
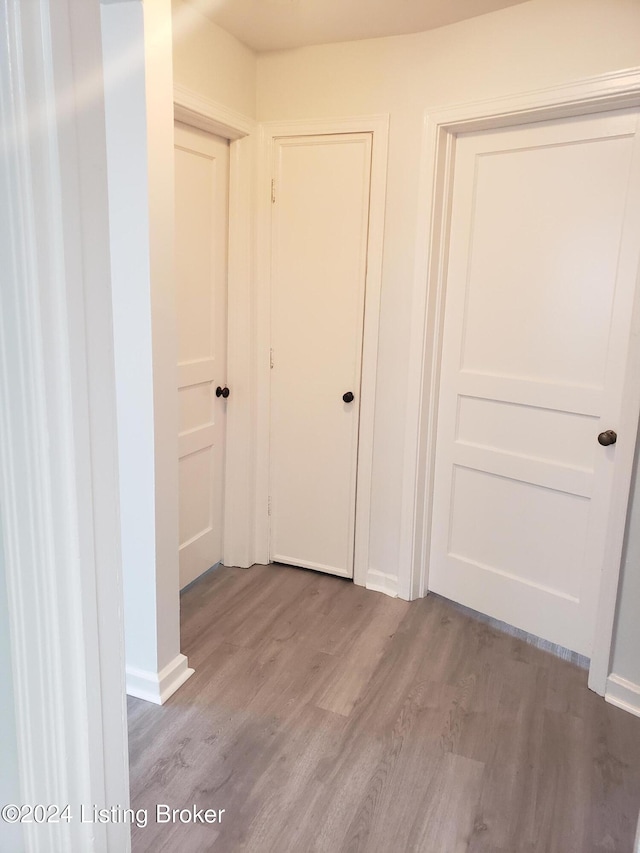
(126, 653, 194, 705)
(366, 569, 399, 598)
(605, 674, 640, 719)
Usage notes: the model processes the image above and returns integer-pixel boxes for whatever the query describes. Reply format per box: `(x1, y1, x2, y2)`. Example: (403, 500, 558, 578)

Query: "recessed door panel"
(460, 135, 631, 386)
(456, 396, 598, 471)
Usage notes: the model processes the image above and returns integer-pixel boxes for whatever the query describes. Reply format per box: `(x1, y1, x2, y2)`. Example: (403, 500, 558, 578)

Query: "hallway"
(128, 564, 640, 852)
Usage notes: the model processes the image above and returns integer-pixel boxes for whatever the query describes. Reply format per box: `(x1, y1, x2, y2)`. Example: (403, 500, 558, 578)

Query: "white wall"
(102, 0, 158, 687)
(172, 0, 257, 116)
(102, 0, 191, 704)
(256, 0, 640, 677)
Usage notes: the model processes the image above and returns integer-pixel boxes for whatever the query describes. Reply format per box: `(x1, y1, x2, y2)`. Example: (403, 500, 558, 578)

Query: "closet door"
(269, 133, 373, 578)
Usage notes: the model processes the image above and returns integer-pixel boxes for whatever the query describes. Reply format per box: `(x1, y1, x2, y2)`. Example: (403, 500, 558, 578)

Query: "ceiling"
(187, 0, 531, 53)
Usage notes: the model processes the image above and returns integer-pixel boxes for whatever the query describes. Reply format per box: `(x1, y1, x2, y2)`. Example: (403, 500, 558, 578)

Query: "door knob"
(216, 386, 230, 399)
(343, 391, 354, 403)
(598, 429, 617, 446)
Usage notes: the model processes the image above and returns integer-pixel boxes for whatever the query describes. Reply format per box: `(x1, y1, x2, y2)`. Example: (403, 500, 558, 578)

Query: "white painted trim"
(225, 131, 258, 569)
(256, 116, 389, 588)
(173, 87, 258, 570)
(174, 83, 253, 139)
(366, 570, 400, 598)
(255, 123, 273, 566)
(606, 674, 640, 718)
(0, 0, 130, 849)
(126, 654, 194, 705)
(402, 68, 640, 695)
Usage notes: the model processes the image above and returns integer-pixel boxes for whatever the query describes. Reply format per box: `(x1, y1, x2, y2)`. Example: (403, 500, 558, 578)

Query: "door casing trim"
(256, 116, 390, 589)
(401, 67, 640, 694)
(1, 0, 131, 846)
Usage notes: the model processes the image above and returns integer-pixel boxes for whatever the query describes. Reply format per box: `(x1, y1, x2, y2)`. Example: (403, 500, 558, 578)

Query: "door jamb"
(1, 0, 130, 847)
(256, 116, 389, 589)
(401, 68, 640, 694)
(174, 85, 257, 570)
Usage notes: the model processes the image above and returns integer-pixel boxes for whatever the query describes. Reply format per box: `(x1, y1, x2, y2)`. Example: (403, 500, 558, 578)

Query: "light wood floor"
(128, 563, 640, 852)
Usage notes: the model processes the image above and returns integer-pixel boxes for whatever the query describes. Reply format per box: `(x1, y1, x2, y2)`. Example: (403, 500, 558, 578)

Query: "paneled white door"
(174, 122, 229, 589)
(269, 133, 373, 578)
(430, 109, 640, 656)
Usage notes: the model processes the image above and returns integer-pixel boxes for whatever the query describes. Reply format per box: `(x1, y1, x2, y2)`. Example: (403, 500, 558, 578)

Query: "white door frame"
(174, 85, 258, 570)
(1, 0, 130, 849)
(401, 68, 640, 694)
(256, 117, 389, 590)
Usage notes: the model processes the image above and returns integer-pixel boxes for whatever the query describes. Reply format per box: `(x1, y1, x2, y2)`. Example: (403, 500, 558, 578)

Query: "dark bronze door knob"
(216, 386, 230, 399)
(343, 392, 354, 403)
(598, 429, 617, 446)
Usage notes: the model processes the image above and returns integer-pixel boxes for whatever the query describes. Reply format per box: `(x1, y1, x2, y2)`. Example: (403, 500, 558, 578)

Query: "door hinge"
(270, 348, 274, 369)
(268, 496, 272, 516)
(271, 178, 276, 204)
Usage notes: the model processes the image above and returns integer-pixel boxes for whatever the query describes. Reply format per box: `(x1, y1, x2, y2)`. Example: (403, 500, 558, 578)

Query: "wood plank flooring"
(128, 563, 640, 852)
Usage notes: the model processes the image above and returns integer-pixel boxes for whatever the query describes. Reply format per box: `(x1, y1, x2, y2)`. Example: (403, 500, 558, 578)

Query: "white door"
(430, 109, 640, 656)
(269, 133, 373, 578)
(174, 122, 229, 589)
